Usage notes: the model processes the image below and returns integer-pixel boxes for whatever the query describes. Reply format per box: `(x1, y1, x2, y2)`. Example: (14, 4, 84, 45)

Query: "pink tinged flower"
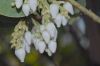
(63, 2, 74, 15)
(24, 31, 32, 45)
(48, 41, 57, 53)
(38, 41, 46, 53)
(22, 4, 30, 16)
(29, 0, 37, 12)
(46, 22, 57, 41)
(42, 31, 50, 44)
(15, 0, 23, 9)
(15, 48, 26, 62)
(54, 14, 62, 28)
(61, 16, 68, 26)
(50, 4, 59, 18)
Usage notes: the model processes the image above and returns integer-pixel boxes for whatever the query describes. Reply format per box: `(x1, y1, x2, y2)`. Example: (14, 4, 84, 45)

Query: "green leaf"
(0, 0, 25, 18)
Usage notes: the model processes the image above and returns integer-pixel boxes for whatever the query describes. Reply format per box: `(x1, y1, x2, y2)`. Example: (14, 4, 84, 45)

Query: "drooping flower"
(24, 31, 32, 45)
(37, 41, 46, 53)
(15, 0, 23, 8)
(48, 41, 57, 53)
(42, 31, 50, 44)
(63, 2, 74, 15)
(29, 0, 37, 13)
(50, 4, 59, 18)
(46, 22, 57, 41)
(23, 39, 31, 53)
(15, 48, 26, 62)
(22, 3, 30, 16)
(61, 16, 68, 26)
(54, 14, 62, 28)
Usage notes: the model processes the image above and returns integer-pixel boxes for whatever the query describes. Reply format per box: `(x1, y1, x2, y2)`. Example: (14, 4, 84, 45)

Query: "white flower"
(42, 31, 50, 44)
(24, 31, 32, 45)
(76, 17, 86, 34)
(45, 48, 52, 56)
(15, 0, 23, 8)
(38, 41, 46, 53)
(48, 41, 57, 53)
(29, 0, 37, 12)
(62, 16, 68, 26)
(15, 48, 26, 62)
(23, 40, 31, 53)
(50, 4, 59, 18)
(46, 22, 57, 41)
(32, 37, 40, 50)
(63, 2, 74, 15)
(54, 14, 62, 28)
(22, 3, 30, 16)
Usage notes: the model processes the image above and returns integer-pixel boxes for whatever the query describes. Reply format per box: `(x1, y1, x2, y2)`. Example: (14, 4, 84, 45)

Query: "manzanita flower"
(15, 48, 26, 62)
(54, 14, 62, 27)
(15, 0, 23, 8)
(63, 2, 74, 15)
(54, 14, 68, 27)
(24, 31, 32, 45)
(48, 41, 57, 53)
(22, 3, 30, 16)
(29, 0, 37, 13)
(45, 48, 52, 56)
(42, 31, 50, 44)
(61, 16, 68, 26)
(37, 41, 46, 53)
(46, 22, 57, 41)
(23, 40, 31, 53)
(50, 4, 59, 18)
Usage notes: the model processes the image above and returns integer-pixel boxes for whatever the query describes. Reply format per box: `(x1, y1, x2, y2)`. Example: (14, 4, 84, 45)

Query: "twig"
(65, 0, 100, 23)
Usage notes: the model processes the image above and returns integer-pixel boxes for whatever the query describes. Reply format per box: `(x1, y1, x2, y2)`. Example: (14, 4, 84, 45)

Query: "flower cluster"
(15, 0, 37, 16)
(11, 0, 74, 62)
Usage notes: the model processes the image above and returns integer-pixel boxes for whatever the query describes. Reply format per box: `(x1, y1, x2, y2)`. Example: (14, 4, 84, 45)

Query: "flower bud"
(22, 4, 30, 16)
(48, 41, 57, 53)
(15, 48, 26, 62)
(50, 4, 59, 18)
(15, 0, 23, 8)
(63, 2, 74, 15)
